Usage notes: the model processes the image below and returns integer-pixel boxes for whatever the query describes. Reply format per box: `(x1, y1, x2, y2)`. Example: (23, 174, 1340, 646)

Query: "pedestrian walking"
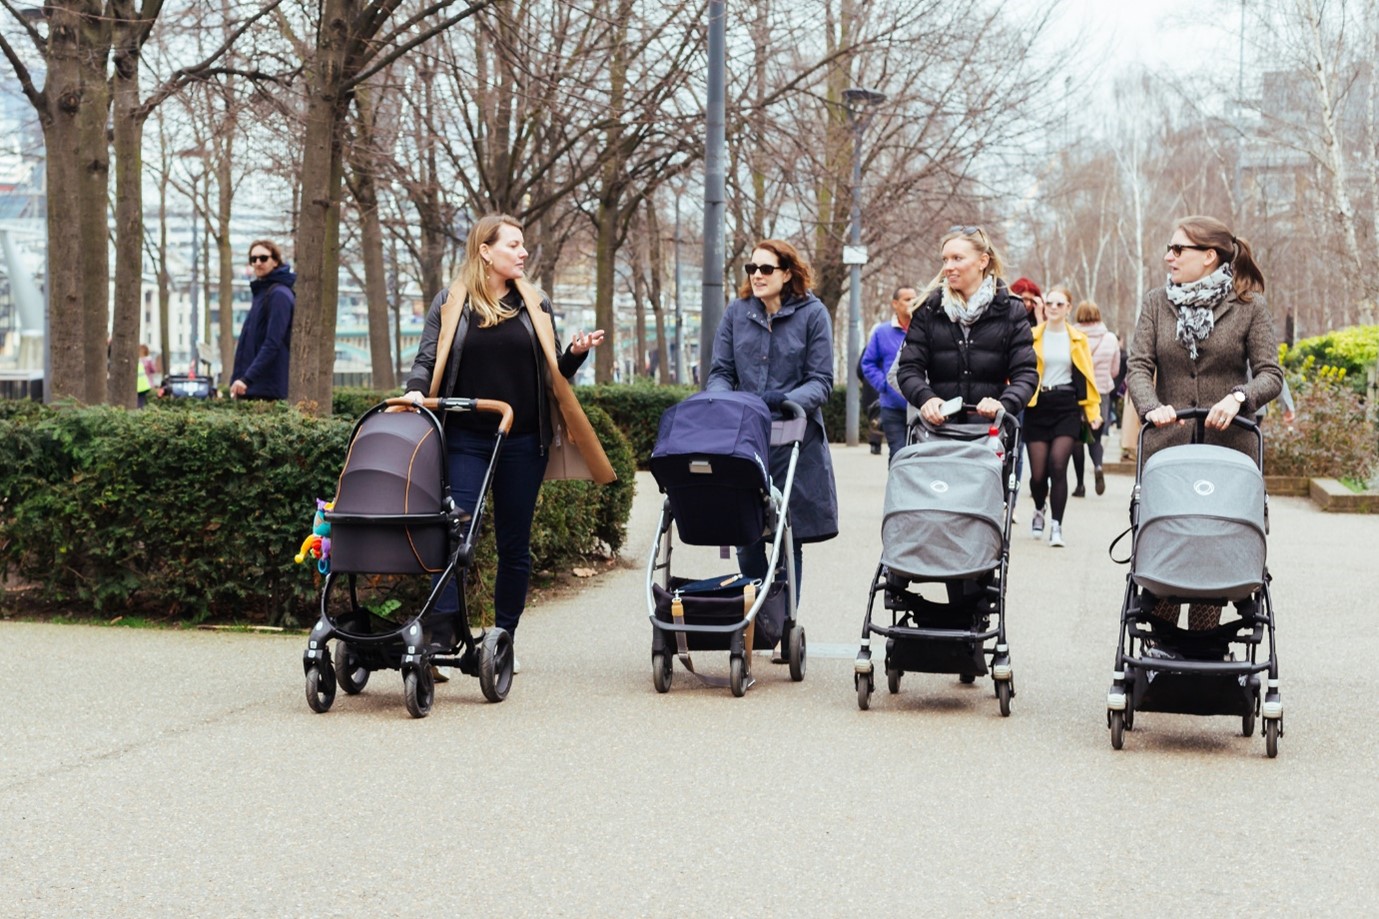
(1070, 300, 1120, 497)
(1125, 214, 1282, 629)
(230, 240, 295, 400)
(705, 238, 839, 622)
(1024, 286, 1101, 548)
(403, 213, 613, 676)
(860, 285, 918, 462)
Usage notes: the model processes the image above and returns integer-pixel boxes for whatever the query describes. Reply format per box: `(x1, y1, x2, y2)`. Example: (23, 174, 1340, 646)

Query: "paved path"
(3, 444, 1377, 916)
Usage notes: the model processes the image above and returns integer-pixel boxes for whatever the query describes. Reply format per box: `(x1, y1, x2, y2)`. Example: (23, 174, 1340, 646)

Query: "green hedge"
(0, 401, 634, 626)
(1281, 325, 1379, 395)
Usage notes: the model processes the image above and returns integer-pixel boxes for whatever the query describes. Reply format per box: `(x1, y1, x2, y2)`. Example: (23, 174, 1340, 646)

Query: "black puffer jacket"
(895, 284, 1039, 416)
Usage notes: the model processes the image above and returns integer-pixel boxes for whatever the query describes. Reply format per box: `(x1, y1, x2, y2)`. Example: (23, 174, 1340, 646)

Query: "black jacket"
(895, 284, 1039, 416)
(232, 266, 295, 399)
(405, 287, 586, 453)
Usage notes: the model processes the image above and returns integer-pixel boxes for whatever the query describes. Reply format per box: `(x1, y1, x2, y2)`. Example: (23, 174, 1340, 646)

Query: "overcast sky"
(1047, 0, 1242, 81)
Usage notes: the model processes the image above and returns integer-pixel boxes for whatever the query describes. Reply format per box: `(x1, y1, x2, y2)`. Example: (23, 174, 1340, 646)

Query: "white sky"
(1045, 0, 1241, 81)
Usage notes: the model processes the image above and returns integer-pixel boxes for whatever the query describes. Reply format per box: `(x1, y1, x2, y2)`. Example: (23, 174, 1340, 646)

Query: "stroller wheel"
(886, 665, 901, 694)
(1110, 710, 1125, 749)
(652, 653, 673, 693)
(1242, 707, 1257, 738)
(403, 666, 434, 718)
(958, 673, 976, 685)
(996, 680, 1012, 717)
(788, 625, 806, 682)
(1265, 718, 1280, 758)
(334, 643, 369, 695)
(305, 664, 336, 714)
(479, 628, 514, 703)
(856, 672, 872, 710)
(730, 656, 749, 697)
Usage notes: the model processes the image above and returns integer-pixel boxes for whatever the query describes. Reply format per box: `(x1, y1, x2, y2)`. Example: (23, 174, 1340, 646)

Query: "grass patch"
(1340, 476, 1367, 493)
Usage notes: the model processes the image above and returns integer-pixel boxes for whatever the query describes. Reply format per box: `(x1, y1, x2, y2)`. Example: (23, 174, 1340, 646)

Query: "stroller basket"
(652, 576, 788, 651)
(1133, 444, 1266, 601)
(650, 391, 773, 546)
(882, 440, 1005, 580)
(327, 409, 450, 574)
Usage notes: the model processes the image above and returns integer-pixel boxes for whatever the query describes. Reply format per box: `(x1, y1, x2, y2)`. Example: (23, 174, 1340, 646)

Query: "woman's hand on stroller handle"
(384, 395, 515, 434)
(1143, 405, 1260, 434)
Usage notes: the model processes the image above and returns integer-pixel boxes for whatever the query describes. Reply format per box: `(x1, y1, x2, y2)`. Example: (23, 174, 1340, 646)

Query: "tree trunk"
(216, 148, 235, 384)
(348, 124, 396, 390)
(109, 19, 143, 408)
(77, 10, 113, 404)
(645, 198, 671, 384)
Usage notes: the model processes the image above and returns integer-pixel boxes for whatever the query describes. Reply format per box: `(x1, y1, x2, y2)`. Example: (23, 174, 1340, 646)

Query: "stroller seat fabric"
(330, 410, 448, 574)
(650, 391, 773, 547)
(1133, 443, 1266, 602)
(882, 440, 1004, 580)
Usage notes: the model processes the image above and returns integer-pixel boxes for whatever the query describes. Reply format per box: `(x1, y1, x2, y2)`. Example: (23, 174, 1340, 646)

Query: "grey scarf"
(942, 275, 996, 328)
(1165, 264, 1232, 360)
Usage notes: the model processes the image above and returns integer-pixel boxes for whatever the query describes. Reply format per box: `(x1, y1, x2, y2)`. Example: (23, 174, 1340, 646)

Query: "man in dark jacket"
(231, 239, 296, 400)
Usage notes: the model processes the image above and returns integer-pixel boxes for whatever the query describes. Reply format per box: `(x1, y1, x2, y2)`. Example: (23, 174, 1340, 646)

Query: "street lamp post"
(842, 87, 886, 447)
(673, 187, 686, 385)
(699, 0, 726, 388)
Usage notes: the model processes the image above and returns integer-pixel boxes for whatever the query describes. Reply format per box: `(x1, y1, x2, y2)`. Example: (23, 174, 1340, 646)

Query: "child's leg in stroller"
(736, 537, 803, 605)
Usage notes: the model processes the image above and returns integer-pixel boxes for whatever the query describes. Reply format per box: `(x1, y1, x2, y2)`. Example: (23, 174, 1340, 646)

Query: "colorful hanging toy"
(294, 499, 333, 574)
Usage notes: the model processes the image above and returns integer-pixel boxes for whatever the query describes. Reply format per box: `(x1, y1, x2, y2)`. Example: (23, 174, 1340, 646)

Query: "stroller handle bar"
(386, 396, 514, 435)
(1137, 406, 1263, 470)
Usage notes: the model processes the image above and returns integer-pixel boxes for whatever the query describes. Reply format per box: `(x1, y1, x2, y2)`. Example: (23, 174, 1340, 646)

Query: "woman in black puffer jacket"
(895, 226, 1038, 428)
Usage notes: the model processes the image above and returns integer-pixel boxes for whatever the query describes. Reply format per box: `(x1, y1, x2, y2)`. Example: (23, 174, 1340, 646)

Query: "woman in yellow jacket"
(1024, 287, 1101, 547)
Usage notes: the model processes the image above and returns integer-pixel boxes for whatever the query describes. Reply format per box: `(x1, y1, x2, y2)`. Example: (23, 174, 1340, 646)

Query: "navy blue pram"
(645, 391, 807, 697)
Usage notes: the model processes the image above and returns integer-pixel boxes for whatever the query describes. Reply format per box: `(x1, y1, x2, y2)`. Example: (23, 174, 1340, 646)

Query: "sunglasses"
(1165, 243, 1211, 257)
(248, 254, 273, 264)
(948, 225, 983, 235)
(744, 263, 782, 276)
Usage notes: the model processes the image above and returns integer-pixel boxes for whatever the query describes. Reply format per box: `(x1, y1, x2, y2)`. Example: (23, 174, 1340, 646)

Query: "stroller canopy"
(1133, 443, 1266, 601)
(649, 391, 773, 547)
(882, 440, 1005, 580)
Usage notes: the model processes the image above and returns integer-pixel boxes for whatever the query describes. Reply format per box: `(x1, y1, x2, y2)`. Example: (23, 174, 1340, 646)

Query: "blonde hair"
(1074, 300, 1101, 323)
(448, 213, 524, 328)
(921, 226, 1007, 301)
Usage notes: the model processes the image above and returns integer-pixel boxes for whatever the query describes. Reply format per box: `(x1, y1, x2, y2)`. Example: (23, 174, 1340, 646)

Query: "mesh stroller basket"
(882, 440, 1005, 580)
(649, 391, 773, 547)
(329, 410, 449, 574)
(1132, 444, 1266, 601)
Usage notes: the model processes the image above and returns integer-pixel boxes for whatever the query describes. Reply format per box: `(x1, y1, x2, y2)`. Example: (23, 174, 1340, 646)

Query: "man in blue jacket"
(860, 286, 916, 462)
(230, 239, 296, 400)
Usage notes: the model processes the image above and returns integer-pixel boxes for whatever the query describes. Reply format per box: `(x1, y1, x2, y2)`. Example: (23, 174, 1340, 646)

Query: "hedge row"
(0, 400, 634, 626)
(1281, 325, 1379, 394)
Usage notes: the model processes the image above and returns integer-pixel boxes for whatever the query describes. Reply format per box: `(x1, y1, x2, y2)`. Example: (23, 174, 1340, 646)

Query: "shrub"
(576, 381, 694, 467)
(1281, 325, 1379, 395)
(1264, 374, 1379, 480)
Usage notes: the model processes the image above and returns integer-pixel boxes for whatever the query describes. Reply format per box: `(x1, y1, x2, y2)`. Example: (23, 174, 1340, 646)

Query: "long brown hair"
(737, 239, 813, 300)
(448, 213, 524, 327)
(1176, 215, 1265, 301)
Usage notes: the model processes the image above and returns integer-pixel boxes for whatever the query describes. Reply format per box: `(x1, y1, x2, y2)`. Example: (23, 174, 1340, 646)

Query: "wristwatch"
(1230, 386, 1246, 404)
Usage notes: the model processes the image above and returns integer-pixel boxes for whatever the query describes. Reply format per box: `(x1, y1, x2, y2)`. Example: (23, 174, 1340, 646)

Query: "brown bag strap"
(742, 580, 757, 667)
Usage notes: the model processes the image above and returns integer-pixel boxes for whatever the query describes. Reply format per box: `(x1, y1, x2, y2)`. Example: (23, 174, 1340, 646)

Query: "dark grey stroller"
(854, 407, 1021, 714)
(645, 390, 807, 697)
(1106, 408, 1282, 756)
(302, 397, 516, 718)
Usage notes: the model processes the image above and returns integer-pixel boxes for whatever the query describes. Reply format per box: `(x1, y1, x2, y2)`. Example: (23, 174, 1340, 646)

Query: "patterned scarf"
(1165, 263, 1233, 360)
(942, 275, 996, 328)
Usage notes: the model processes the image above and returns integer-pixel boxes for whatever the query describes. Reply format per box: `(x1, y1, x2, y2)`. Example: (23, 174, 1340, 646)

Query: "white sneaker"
(512, 657, 522, 675)
(1030, 509, 1045, 539)
(1048, 522, 1065, 547)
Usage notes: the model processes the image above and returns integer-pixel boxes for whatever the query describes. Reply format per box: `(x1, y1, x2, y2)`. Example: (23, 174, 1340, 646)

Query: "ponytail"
(1229, 235, 1265, 301)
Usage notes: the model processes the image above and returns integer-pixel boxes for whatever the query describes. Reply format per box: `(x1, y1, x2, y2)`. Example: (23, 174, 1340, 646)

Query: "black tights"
(1027, 436, 1075, 523)
(1071, 438, 1105, 487)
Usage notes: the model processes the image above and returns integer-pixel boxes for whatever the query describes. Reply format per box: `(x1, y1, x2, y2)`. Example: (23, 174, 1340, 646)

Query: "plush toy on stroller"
(645, 391, 807, 697)
(854, 404, 1021, 714)
(301, 397, 516, 718)
(1106, 408, 1282, 756)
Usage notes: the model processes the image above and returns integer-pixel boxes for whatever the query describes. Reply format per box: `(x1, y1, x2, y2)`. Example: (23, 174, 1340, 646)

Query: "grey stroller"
(854, 407, 1021, 714)
(1106, 408, 1282, 756)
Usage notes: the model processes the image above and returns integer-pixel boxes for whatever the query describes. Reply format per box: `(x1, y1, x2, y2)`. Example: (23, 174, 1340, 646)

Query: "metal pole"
(1233, 0, 1246, 214)
(845, 124, 863, 447)
(188, 178, 199, 373)
(699, 0, 726, 389)
(674, 190, 685, 385)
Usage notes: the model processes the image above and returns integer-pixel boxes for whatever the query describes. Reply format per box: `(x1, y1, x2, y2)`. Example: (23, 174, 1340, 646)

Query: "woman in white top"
(1023, 287, 1101, 547)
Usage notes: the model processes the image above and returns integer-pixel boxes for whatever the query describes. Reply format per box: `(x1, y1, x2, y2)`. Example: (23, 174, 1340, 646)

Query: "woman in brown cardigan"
(1125, 215, 1282, 629)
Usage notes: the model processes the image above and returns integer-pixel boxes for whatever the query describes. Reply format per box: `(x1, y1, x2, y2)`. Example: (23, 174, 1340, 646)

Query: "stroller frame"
(855, 407, 1022, 715)
(1105, 408, 1282, 756)
(645, 400, 808, 697)
(302, 397, 516, 718)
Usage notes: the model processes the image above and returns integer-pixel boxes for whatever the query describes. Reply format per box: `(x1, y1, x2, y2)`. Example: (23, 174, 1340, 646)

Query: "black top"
(894, 285, 1040, 416)
(450, 295, 540, 436)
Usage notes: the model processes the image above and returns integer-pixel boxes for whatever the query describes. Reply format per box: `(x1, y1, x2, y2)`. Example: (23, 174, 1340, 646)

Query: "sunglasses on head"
(1165, 243, 1211, 257)
(248, 254, 273, 264)
(948, 224, 983, 236)
(744, 263, 782, 276)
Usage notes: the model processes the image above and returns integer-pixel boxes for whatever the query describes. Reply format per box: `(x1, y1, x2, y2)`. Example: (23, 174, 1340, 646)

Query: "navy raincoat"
(232, 265, 296, 399)
(705, 291, 839, 543)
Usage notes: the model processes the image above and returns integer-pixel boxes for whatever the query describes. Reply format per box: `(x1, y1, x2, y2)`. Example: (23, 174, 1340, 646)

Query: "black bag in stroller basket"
(652, 575, 788, 652)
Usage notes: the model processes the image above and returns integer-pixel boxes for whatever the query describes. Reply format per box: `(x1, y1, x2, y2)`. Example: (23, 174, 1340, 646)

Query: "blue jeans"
(737, 537, 804, 606)
(879, 406, 909, 464)
(433, 430, 547, 638)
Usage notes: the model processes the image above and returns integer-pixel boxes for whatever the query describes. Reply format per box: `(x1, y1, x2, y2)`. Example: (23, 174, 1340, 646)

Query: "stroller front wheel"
(479, 628, 514, 703)
(334, 643, 369, 695)
(996, 680, 1012, 717)
(403, 665, 434, 718)
(652, 652, 673, 693)
(788, 625, 806, 682)
(1110, 710, 1125, 749)
(305, 664, 336, 713)
(730, 656, 748, 697)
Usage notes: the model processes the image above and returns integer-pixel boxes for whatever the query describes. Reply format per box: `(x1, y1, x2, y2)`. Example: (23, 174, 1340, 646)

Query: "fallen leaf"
(572, 567, 596, 578)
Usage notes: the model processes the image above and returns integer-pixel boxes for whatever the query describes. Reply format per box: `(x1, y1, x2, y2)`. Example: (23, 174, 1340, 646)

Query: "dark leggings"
(1027, 436, 1075, 523)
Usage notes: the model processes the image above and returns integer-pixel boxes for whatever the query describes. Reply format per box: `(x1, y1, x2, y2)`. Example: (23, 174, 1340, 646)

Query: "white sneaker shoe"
(512, 657, 522, 675)
(1048, 522, 1065, 547)
(1030, 509, 1045, 539)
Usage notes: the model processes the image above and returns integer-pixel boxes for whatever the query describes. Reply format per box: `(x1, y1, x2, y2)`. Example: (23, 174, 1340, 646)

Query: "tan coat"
(1125, 286, 1282, 461)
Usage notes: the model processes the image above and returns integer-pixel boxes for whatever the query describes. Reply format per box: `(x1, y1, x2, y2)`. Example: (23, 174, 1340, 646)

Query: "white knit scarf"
(942, 275, 996, 328)
(1165, 264, 1232, 360)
